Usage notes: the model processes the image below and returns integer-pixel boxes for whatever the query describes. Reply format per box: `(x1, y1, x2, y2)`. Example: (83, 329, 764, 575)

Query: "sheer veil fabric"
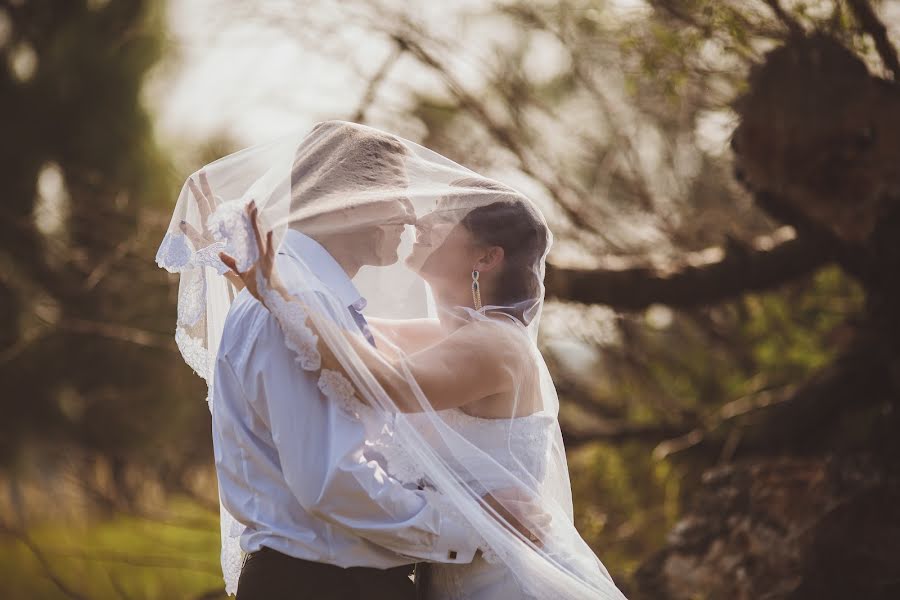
(157, 121, 627, 599)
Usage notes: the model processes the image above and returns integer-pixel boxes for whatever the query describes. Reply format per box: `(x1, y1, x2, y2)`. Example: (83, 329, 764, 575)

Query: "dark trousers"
(235, 547, 417, 600)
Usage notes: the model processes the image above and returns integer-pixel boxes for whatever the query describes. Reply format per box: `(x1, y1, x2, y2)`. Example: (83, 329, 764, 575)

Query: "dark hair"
(291, 120, 409, 210)
(448, 178, 549, 323)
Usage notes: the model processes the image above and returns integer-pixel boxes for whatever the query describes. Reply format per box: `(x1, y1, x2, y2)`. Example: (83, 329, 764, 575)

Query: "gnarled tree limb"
(546, 229, 833, 310)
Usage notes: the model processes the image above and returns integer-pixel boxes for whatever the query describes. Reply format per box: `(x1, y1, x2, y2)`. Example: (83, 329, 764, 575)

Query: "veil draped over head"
(157, 121, 627, 599)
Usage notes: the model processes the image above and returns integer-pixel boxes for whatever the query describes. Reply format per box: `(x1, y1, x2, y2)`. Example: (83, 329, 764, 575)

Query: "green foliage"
(740, 265, 863, 382)
(0, 498, 225, 600)
(609, 265, 864, 421)
(569, 441, 680, 581)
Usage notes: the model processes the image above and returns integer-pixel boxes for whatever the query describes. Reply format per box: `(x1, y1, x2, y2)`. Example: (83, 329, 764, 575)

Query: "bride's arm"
(386, 319, 528, 412)
(367, 317, 443, 355)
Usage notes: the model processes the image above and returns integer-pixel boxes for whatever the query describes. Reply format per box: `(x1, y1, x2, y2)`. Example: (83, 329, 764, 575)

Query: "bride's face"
(406, 207, 482, 291)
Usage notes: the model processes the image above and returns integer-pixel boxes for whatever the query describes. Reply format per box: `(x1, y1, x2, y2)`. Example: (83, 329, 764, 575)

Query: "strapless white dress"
(398, 408, 556, 600)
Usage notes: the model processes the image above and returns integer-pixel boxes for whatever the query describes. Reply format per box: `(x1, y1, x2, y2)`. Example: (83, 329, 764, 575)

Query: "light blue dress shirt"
(211, 229, 478, 568)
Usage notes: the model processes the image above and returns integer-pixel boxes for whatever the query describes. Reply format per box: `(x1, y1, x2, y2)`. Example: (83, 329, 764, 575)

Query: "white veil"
(157, 121, 626, 599)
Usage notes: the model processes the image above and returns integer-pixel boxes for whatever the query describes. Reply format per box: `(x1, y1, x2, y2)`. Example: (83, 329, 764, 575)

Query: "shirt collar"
(279, 229, 367, 311)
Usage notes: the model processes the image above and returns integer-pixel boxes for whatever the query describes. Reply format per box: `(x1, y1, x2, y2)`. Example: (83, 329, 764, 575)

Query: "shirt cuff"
(421, 489, 482, 564)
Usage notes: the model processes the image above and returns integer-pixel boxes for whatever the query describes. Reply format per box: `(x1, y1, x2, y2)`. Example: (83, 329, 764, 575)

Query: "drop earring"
(471, 270, 482, 311)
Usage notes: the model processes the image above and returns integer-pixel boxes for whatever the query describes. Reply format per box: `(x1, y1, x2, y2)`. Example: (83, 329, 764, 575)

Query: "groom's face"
(350, 198, 417, 267)
(290, 122, 415, 267)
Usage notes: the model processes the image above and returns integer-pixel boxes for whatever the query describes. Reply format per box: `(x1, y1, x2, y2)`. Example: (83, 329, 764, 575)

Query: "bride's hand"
(482, 487, 552, 548)
(219, 202, 288, 306)
(181, 170, 245, 289)
(180, 171, 217, 248)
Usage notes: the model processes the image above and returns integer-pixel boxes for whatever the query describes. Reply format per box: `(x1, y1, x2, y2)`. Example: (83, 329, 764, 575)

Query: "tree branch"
(762, 0, 804, 36)
(509, 6, 659, 214)
(388, 29, 618, 244)
(546, 228, 833, 310)
(650, 381, 796, 460)
(561, 420, 690, 447)
(647, 335, 895, 462)
(846, 0, 900, 80)
(560, 372, 798, 453)
(727, 336, 895, 454)
(351, 38, 405, 123)
(59, 319, 176, 351)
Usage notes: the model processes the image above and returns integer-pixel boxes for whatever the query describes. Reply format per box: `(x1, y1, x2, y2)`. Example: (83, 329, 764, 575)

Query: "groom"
(212, 122, 480, 600)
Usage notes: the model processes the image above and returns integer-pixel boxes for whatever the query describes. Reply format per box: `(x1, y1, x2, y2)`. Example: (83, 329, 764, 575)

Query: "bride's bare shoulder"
(459, 314, 533, 359)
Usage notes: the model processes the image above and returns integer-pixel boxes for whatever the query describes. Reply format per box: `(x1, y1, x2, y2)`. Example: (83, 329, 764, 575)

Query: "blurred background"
(2, 0, 900, 598)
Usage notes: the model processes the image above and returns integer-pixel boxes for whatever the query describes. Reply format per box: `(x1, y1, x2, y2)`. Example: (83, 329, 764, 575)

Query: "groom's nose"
(397, 197, 417, 226)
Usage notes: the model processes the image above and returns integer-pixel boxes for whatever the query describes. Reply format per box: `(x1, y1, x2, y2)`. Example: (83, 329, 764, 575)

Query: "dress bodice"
(383, 408, 555, 493)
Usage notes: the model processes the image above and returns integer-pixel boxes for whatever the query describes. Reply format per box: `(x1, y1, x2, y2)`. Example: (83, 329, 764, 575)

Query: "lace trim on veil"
(174, 326, 210, 381)
(158, 215, 256, 595)
(156, 231, 229, 275)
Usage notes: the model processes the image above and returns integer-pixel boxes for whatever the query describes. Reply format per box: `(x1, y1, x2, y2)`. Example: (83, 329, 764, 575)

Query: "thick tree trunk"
(634, 29, 900, 599)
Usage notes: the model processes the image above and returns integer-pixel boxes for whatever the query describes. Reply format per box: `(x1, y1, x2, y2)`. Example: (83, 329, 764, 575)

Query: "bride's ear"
(474, 246, 504, 273)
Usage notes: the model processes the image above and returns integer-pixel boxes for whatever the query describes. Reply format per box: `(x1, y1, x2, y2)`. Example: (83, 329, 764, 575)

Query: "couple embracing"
(157, 121, 627, 600)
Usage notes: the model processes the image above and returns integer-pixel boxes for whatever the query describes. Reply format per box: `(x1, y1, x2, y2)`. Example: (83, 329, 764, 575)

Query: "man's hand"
(482, 487, 552, 548)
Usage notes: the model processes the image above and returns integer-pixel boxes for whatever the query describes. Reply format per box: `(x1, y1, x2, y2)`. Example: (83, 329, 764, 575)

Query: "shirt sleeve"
(222, 306, 479, 564)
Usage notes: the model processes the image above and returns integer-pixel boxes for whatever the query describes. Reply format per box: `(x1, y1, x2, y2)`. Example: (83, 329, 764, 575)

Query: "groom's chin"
(372, 249, 401, 267)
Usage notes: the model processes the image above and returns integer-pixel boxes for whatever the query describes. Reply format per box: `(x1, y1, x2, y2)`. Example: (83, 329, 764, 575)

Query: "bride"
(215, 129, 627, 598)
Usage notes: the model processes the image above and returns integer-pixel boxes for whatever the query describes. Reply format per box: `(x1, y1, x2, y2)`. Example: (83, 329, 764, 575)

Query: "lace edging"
(194, 240, 229, 274)
(220, 506, 244, 596)
(175, 326, 210, 382)
(156, 231, 229, 275)
(208, 200, 259, 273)
(156, 231, 193, 272)
(263, 287, 322, 371)
(318, 369, 373, 420)
(177, 271, 206, 327)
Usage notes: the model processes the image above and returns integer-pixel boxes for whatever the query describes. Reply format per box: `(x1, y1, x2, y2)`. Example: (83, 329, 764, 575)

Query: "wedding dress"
(408, 408, 555, 600)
